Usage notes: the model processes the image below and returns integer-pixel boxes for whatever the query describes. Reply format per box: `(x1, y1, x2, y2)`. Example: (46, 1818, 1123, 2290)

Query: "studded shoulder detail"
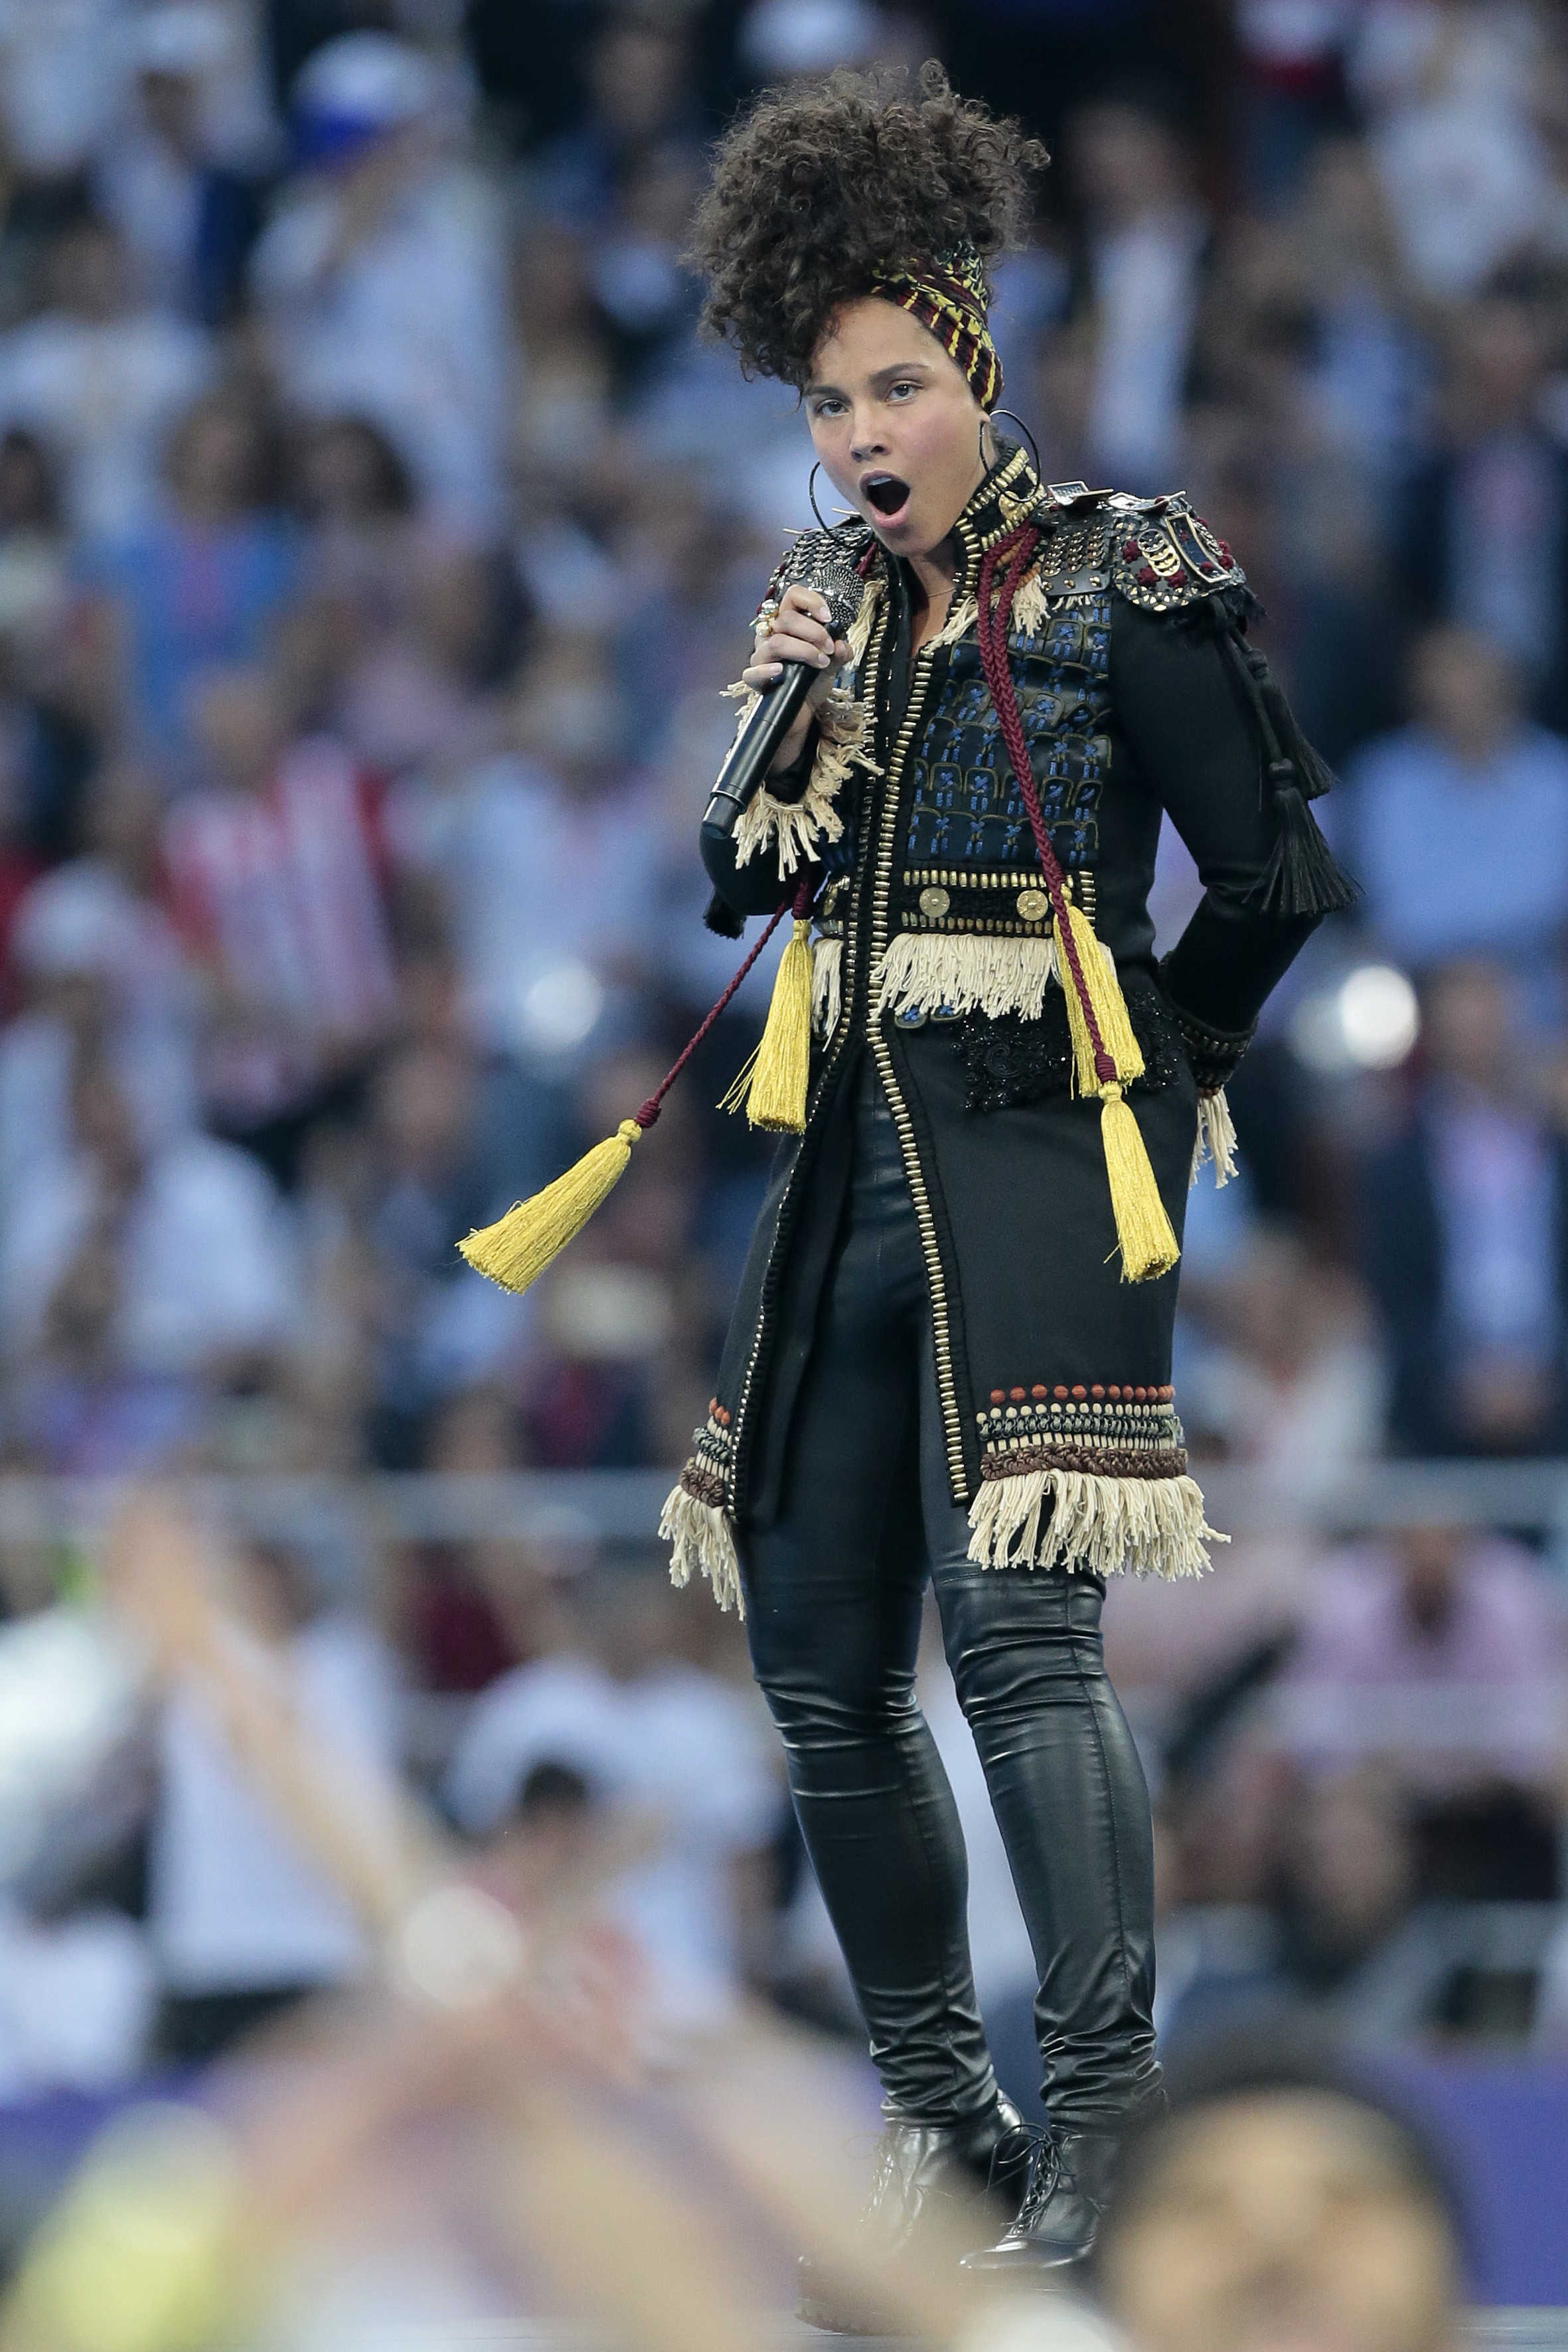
(1107, 491, 1248, 613)
(761, 519, 880, 613)
(1022, 486, 1247, 613)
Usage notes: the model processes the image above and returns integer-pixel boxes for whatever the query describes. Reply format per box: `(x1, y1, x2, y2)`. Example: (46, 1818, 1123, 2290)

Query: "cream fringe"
(734, 718, 854, 878)
(659, 1482, 744, 1617)
(929, 593, 979, 650)
(876, 929, 1056, 1020)
(967, 1468, 1225, 1581)
(812, 933, 842, 1038)
(875, 929, 1121, 1024)
(728, 576, 884, 882)
(1008, 564, 1051, 639)
(1189, 1087, 1239, 1190)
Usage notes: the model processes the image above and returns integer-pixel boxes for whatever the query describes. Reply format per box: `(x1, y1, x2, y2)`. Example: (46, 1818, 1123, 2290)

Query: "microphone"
(702, 540, 867, 842)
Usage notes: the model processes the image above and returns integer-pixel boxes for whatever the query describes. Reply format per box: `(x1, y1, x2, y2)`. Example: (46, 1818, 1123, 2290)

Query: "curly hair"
(689, 63, 1048, 388)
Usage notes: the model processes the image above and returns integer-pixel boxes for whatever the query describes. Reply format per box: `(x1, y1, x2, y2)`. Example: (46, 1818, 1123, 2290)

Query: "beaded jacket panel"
(895, 597, 1111, 943)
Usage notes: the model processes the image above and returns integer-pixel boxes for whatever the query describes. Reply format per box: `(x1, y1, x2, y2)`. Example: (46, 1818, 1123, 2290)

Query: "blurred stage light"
(516, 959, 605, 1054)
(1291, 963, 1419, 1074)
(394, 1881, 529, 2010)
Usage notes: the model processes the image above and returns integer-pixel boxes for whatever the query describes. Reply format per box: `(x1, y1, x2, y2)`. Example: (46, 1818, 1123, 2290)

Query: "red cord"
(976, 532, 1117, 1087)
(633, 870, 816, 1129)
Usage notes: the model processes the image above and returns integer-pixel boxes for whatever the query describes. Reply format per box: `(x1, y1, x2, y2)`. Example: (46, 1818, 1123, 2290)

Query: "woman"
(655, 65, 1351, 2302)
(655, 66, 1352, 2304)
(464, 62, 1350, 2307)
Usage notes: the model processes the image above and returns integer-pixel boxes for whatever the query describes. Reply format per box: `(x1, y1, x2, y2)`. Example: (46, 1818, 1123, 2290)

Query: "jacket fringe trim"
(930, 593, 979, 650)
(659, 1478, 744, 1617)
(729, 577, 884, 882)
(876, 929, 1057, 1020)
(1007, 565, 1051, 641)
(1190, 1087, 1238, 1189)
(812, 932, 843, 1038)
(967, 1464, 1225, 1580)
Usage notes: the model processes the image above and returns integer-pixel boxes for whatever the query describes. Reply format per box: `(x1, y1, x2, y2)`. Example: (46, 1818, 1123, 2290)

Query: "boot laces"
(1007, 2127, 1065, 2227)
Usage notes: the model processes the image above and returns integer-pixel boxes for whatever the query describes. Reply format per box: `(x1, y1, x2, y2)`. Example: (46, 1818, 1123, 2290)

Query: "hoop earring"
(808, 461, 829, 531)
(986, 408, 1042, 477)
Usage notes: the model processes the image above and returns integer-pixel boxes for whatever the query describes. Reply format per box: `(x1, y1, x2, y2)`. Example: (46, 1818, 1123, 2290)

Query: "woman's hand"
(742, 584, 850, 777)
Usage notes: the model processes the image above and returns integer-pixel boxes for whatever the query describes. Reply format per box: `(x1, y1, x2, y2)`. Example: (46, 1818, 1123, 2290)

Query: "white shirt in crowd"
(0, 303, 210, 538)
(389, 755, 663, 1061)
(445, 1652, 780, 2030)
(0, 1899, 155, 2096)
(251, 158, 515, 536)
(0, 1129, 297, 1373)
(149, 1610, 402, 1996)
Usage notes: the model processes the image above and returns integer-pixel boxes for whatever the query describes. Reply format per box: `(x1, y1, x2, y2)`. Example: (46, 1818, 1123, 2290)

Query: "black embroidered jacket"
(661, 447, 1344, 1612)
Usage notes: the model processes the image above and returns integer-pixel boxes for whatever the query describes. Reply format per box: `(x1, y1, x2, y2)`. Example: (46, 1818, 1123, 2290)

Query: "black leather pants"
(739, 1062, 1162, 2130)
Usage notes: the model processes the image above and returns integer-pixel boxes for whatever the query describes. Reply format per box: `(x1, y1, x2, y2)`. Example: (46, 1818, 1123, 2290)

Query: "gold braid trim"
(967, 1466, 1225, 1581)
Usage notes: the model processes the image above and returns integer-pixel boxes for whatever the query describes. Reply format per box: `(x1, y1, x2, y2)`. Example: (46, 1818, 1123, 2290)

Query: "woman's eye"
(811, 397, 846, 420)
(888, 380, 919, 402)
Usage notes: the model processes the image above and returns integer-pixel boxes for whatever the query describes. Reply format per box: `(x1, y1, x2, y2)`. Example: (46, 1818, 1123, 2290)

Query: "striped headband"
(868, 241, 1002, 411)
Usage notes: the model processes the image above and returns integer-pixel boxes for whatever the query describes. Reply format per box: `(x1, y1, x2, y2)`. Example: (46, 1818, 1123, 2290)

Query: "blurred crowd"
(0, 0, 1565, 2191)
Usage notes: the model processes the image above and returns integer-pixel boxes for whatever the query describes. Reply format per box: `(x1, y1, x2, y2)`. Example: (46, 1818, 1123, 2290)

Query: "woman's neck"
(908, 538, 958, 627)
(906, 452, 992, 647)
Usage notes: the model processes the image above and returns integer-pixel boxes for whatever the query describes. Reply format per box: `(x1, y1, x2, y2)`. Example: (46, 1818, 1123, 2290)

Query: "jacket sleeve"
(1110, 597, 1340, 1054)
(698, 726, 818, 919)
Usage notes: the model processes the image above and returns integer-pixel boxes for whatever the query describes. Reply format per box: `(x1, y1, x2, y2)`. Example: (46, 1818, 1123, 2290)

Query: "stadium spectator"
(94, 2, 271, 327)
(1362, 955, 1568, 1454)
(1177, 1227, 1387, 1490)
(147, 1537, 402, 2062)
(1279, 1522, 1565, 1790)
(89, 385, 298, 769)
(0, 214, 210, 540)
(0, 1049, 296, 1400)
(1394, 289, 1568, 728)
(163, 659, 396, 1181)
(1094, 2031, 1469, 2352)
(1063, 92, 1211, 493)
(1345, 625, 1568, 978)
(251, 33, 516, 536)
(295, 410, 420, 631)
(447, 1558, 781, 2033)
(354, 1036, 534, 1467)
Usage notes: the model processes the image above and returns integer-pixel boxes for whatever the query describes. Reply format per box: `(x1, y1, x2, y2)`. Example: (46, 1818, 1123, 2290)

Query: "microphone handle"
(701, 659, 817, 840)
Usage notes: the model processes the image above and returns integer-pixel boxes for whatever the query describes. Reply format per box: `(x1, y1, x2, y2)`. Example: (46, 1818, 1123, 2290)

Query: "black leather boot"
(959, 2128, 1122, 2274)
(799, 2098, 1029, 2332)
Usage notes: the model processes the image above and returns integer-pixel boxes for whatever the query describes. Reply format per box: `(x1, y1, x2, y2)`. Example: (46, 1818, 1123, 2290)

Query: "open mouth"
(862, 472, 911, 519)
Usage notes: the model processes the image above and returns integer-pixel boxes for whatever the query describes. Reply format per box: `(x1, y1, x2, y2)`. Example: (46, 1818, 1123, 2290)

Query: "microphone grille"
(778, 529, 867, 640)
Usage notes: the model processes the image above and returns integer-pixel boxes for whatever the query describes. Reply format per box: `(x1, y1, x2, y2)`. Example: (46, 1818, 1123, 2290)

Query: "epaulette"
(759, 520, 878, 615)
(1027, 484, 1247, 613)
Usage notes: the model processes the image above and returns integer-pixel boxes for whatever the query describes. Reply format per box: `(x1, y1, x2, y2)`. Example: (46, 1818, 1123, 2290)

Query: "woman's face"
(1097, 2094, 1461, 2352)
(805, 295, 990, 562)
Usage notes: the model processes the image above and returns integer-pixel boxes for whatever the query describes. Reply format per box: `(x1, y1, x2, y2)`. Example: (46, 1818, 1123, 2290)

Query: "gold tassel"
(1054, 900, 1144, 1095)
(459, 1119, 643, 1295)
(1048, 900, 1174, 1283)
(724, 918, 813, 1133)
(1100, 1085, 1180, 1282)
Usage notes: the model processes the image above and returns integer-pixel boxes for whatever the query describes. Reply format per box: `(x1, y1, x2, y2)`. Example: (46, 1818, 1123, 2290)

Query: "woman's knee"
(751, 1646, 921, 1747)
(939, 1569, 1107, 1719)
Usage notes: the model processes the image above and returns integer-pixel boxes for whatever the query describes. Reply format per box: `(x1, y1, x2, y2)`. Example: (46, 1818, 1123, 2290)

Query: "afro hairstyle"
(688, 62, 1048, 389)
